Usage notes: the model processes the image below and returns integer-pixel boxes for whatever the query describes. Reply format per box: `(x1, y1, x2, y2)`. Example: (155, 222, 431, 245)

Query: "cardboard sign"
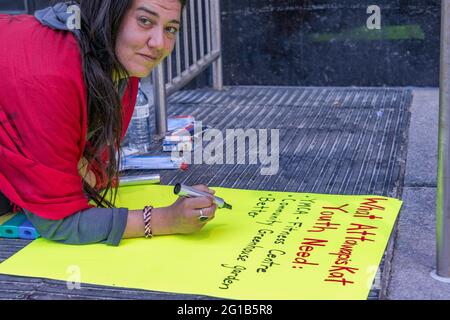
(0, 185, 402, 300)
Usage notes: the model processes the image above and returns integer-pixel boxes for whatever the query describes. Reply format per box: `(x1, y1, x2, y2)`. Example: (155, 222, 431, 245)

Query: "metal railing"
(436, 0, 450, 281)
(151, 0, 223, 137)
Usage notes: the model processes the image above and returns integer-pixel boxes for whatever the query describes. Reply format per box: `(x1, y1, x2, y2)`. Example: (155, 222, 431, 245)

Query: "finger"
(203, 204, 217, 220)
(184, 196, 214, 209)
(197, 204, 217, 223)
(192, 184, 215, 196)
(78, 158, 88, 177)
(85, 171, 97, 188)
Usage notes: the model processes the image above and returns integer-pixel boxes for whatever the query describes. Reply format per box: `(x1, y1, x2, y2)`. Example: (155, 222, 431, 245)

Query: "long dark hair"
(74, 0, 185, 208)
(76, 0, 133, 208)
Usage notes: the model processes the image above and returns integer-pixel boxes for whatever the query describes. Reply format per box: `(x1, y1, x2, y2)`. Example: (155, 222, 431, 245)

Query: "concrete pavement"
(385, 88, 450, 299)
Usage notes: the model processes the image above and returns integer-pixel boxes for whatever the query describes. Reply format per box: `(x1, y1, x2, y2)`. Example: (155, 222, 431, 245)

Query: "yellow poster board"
(0, 185, 402, 300)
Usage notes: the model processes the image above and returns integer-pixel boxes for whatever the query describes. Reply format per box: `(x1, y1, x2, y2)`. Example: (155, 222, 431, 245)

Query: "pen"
(173, 183, 233, 210)
(119, 174, 161, 187)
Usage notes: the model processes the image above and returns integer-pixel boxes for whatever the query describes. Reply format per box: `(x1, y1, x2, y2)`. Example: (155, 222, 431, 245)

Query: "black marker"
(174, 184, 233, 210)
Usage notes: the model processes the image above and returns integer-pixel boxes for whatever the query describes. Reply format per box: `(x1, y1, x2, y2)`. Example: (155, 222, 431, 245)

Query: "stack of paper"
(120, 155, 188, 171)
(163, 116, 195, 152)
(163, 116, 211, 152)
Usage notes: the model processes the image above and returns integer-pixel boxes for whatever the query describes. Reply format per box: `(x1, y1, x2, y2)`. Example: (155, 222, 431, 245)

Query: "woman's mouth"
(138, 53, 159, 62)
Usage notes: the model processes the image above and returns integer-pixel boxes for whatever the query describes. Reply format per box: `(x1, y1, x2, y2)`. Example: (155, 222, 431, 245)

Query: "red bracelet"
(143, 206, 153, 238)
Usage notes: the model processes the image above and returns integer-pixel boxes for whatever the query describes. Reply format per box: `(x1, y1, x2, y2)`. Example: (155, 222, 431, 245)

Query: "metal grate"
(153, 86, 410, 199)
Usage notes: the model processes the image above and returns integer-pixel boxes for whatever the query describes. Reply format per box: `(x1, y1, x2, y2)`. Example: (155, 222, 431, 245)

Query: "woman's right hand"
(124, 185, 218, 238)
(164, 185, 217, 234)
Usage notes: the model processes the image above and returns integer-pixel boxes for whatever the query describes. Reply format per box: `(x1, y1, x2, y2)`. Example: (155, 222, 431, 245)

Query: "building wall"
(220, 0, 440, 87)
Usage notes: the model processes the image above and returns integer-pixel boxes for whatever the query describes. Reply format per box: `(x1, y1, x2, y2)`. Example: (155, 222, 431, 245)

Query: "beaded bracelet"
(143, 205, 154, 238)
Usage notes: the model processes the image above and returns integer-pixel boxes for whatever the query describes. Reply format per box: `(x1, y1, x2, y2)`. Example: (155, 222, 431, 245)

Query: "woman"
(0, 0, 217, 246)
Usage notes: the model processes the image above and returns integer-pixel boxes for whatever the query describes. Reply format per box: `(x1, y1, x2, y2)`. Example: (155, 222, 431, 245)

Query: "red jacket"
(0, 14, 139, 220)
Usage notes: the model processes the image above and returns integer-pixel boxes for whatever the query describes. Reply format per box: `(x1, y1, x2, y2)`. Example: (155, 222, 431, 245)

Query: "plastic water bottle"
(127, 83, 151, 153)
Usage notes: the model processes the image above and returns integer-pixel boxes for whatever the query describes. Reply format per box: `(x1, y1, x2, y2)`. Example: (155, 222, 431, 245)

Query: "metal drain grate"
(157, 86, 410, 199)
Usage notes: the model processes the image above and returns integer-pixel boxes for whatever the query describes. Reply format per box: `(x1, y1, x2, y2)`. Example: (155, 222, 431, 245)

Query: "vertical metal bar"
(182, 6, 190, 71)
(152, 65, 168, 137)
(190, 0, 198, 63)
(167, 53, 173, 83)
(205, 0, 212, 53)
(176, 30, 182, 75)
(198, 0, 205, 58)
(437, 0, 450, 278)
(211, 0, 223, 90)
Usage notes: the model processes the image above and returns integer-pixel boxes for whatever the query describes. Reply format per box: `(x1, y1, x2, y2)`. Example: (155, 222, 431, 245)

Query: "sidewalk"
(385, 88, 450, 299)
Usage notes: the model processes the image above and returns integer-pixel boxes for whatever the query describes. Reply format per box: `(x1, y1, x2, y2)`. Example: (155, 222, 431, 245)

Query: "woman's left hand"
(78, 157, 97, 188)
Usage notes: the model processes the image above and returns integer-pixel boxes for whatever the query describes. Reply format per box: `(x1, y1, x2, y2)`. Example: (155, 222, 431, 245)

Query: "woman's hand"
(78, 157, 97, 188)
(124, 185, 218, 239)
(164, 184, 217, 234)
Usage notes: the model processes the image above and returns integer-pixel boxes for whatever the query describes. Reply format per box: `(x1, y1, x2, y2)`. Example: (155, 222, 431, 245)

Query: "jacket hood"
(34, 2, 80, 36)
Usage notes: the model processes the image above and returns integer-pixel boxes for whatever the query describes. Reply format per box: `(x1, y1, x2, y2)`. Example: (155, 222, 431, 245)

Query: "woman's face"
(115, 0, 182, 78)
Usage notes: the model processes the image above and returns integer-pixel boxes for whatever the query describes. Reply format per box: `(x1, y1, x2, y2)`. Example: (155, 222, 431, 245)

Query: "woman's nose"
(147, 27, 165, 50)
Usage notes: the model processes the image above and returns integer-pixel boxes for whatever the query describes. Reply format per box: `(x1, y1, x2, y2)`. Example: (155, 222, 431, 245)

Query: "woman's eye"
(138, 17, 153, 26)
(166, 27, 179, 35)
